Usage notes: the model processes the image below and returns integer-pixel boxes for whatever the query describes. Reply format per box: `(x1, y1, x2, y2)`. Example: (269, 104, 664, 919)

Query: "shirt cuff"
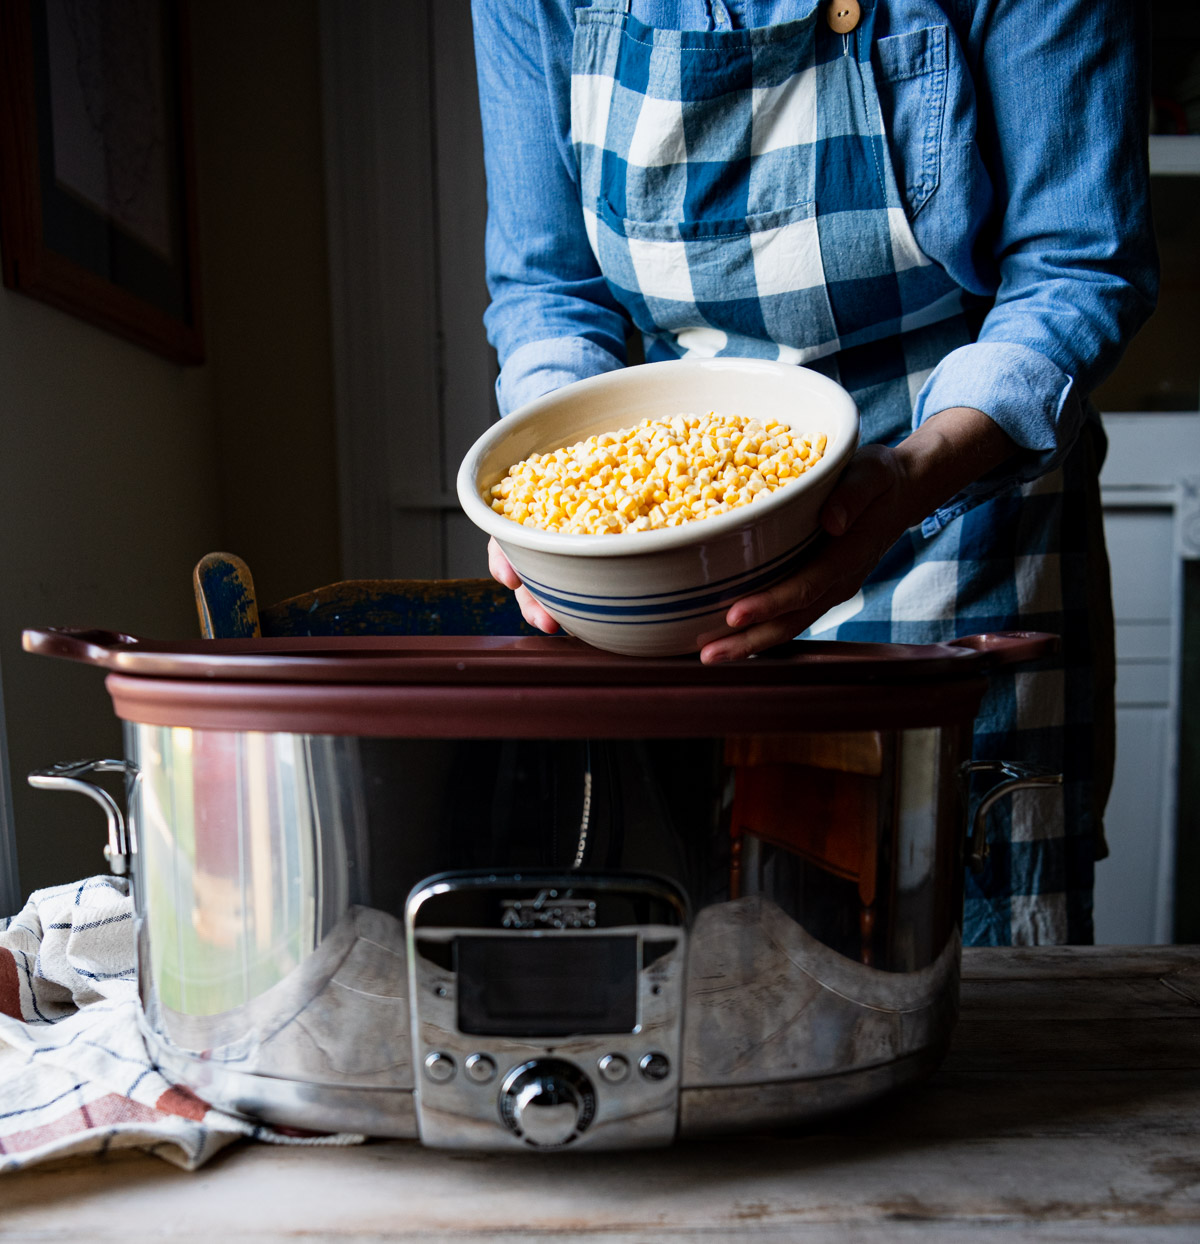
(497, 336, 626, 417)
(913, 341, 1080, 536)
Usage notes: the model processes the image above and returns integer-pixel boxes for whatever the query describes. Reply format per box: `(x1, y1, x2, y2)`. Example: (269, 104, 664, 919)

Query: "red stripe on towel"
(0, 949, 20, 1019)
(4, 1094, 159, 1153)
(85, 1093, 161, 1127)
(155, 1084, 209, 1121)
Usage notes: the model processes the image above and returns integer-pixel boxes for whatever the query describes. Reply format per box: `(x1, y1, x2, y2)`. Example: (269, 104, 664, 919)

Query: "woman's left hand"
(488, 536, 560, 634)
(698, 406, 1017, 665)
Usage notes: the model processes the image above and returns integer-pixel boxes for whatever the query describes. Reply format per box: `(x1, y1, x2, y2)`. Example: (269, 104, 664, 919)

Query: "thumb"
(488, 537, 522, 590)
(820, 445, 896, 537)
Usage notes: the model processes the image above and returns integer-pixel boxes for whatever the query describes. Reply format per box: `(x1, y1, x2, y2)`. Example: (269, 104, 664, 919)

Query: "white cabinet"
(1096, 414, 1200, 944)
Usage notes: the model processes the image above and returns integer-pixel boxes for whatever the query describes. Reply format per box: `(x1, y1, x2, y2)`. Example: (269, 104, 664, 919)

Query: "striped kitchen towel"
(0, 876, 364, 1171)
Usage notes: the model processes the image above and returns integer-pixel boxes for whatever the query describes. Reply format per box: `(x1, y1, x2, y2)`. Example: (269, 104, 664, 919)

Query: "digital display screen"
(455, 936, 638, 1037)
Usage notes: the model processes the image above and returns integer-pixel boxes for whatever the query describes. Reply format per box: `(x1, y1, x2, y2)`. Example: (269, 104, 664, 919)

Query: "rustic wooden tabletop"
(2, 945, 1198, 1242)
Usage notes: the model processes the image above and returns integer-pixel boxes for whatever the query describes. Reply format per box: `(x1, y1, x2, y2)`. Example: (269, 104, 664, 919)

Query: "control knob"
(499, 1059, 596, 1147)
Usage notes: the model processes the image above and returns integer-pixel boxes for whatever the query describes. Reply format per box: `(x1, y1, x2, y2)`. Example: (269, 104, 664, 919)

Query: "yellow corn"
(484, 411, 827, 535)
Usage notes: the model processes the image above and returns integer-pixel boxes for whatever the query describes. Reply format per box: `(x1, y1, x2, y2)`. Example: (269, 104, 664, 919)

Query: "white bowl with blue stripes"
(457, 358, 860, 657)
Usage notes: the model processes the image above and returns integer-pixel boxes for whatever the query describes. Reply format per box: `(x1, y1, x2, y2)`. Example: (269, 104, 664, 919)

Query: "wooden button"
(826, 0, 860, 34)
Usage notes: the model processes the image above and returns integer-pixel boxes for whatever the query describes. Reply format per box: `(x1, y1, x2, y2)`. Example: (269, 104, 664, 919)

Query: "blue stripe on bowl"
(548, 601, 733, 627)
(527, 534, 819, 620)
(520, 530, 818, 607)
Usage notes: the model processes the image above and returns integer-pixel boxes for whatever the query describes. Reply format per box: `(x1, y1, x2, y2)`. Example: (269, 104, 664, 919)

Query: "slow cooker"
(23, 626, 1059, 1150)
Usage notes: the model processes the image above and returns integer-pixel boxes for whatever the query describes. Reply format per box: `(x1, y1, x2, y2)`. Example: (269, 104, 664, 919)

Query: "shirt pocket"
(595, 198, 822, 304)
(873, 25, 949, 219)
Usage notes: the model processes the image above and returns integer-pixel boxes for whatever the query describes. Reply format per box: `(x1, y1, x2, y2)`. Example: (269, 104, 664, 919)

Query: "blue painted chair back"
(193, 552, 533, 639)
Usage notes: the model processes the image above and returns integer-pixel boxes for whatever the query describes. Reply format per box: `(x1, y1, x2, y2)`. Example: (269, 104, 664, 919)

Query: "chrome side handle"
(960, 760, 1063, 876)
(28, 759, 139, 877)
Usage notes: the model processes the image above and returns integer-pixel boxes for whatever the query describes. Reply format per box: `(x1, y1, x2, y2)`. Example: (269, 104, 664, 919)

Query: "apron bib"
(569, 0, 1103, 946)
(572, 0, 963, 391)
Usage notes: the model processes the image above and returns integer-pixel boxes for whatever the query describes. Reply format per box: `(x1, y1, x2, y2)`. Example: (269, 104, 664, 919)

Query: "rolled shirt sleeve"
(913, 0, 1158, 532)
(497, 336, 628, 416)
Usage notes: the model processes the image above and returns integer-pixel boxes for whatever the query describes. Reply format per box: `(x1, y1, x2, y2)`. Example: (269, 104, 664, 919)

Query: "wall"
(0, 0, 339, 901)
(0, 286, 220, 897)
(190, 1, 340, 610)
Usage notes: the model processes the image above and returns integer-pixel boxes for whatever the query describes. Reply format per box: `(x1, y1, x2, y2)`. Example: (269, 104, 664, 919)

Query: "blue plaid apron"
(571, 0, 1105, 944)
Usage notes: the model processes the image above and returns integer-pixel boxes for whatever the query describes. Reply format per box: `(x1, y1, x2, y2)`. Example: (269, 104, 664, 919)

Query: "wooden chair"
(193, 552, 535, 639)
(725, 732, 891, 966)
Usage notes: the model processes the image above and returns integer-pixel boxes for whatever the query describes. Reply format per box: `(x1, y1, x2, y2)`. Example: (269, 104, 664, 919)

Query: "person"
(469, 0, 1158, 945)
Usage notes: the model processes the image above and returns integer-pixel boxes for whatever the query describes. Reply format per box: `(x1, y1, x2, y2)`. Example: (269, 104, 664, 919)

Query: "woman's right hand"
(488, 537, 561, 634)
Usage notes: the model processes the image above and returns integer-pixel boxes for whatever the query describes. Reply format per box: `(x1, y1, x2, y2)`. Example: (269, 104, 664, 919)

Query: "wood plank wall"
(321, 0, 495, 582)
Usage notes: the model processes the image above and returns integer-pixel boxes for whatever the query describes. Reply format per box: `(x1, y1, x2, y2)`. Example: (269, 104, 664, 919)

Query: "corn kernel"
(484, 411, 826, 536)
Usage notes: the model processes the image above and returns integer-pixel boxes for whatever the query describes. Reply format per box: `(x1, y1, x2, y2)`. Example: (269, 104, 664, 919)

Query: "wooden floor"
(3, 945, 1198, 1242)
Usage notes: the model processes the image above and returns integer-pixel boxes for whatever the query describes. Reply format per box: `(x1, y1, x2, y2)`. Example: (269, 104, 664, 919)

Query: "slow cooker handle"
(949, 632, 1060, 666)
(21, 627, 141, 665)
(27, 760, 138, 877)
(961, 760, 1063, 875)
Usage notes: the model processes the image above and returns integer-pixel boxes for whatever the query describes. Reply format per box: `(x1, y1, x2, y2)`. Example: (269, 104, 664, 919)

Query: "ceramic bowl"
(456, 357, 860, 657)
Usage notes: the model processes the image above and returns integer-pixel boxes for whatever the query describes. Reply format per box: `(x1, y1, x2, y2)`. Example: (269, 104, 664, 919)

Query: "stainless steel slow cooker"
(24, 627, 1059, 1150)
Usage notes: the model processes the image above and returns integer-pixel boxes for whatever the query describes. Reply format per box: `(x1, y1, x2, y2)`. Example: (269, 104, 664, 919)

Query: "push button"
(423, 1051, 456, 1083)
(825, 0, 860, 34)
(639, 1051, 671, 1082)
(465, 1053, 497, 1085)
(597, 1053, 630, 1084)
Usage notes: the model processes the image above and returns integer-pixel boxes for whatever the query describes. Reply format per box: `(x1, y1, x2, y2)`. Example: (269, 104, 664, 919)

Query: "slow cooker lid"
(23, 628, 1055, 687)
(22, 628, 1056, 738)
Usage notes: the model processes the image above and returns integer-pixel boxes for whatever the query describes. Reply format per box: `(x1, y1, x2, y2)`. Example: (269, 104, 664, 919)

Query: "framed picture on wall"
(0, 0, 203, 364)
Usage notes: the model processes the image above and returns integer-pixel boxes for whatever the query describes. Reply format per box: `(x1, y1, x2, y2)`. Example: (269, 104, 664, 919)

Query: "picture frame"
(0, 0, 203, 364)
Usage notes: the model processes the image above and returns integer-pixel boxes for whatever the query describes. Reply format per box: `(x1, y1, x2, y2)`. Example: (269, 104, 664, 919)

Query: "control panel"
(406, 872, 688, 1150)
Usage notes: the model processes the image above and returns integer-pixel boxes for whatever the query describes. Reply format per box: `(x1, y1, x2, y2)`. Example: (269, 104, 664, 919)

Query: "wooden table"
(3, 946, 1198, 1242)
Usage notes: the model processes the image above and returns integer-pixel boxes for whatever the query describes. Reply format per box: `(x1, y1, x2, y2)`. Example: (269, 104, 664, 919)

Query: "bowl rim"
(455, 357, 861, 559)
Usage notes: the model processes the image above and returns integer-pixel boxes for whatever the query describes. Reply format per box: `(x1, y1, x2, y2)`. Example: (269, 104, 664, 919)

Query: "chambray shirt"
(471, 0, 1157, 518)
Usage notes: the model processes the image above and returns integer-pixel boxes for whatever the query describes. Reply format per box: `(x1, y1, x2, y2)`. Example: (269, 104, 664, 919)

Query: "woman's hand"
(488, 537, 560, 634)
(698, 407, 1017, 664)
(698, 442, 910, 662)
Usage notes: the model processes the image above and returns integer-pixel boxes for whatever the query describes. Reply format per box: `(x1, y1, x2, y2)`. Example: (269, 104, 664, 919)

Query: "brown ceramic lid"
(23, 628, 1057, 738)
(23, 628, 1055, 685)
